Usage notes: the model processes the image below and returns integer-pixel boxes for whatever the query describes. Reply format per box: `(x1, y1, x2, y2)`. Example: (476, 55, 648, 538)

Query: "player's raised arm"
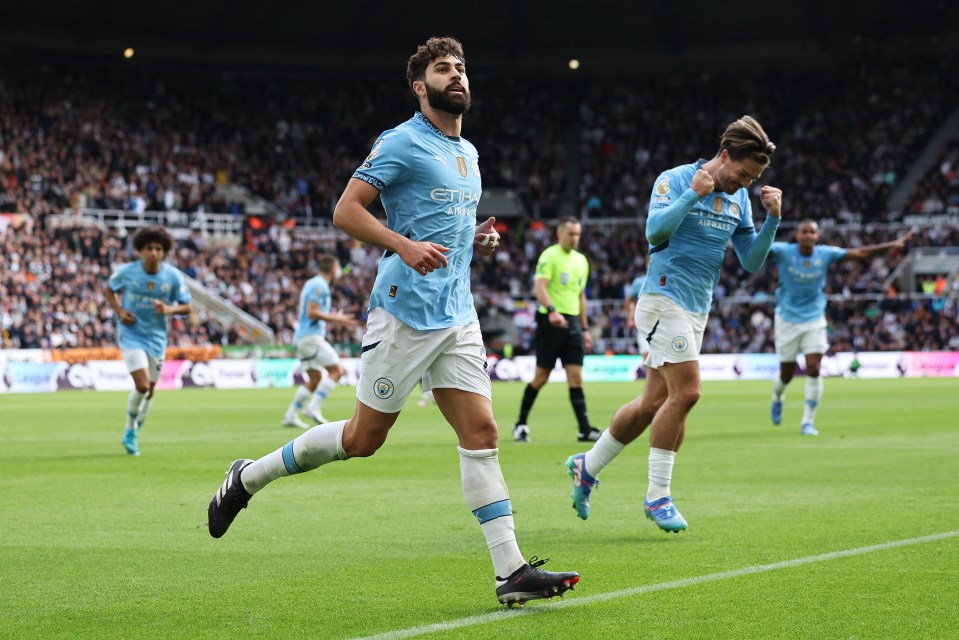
(843, 229, 914, 261)
(645, 172, 707, 246)
(731, 186, 782, 272)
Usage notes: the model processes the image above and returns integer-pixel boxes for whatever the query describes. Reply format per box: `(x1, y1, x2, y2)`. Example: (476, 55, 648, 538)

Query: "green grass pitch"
(2, 378, 957, 639)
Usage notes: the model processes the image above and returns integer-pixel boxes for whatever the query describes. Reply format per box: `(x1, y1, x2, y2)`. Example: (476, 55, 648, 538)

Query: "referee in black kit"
(513, 217, 600, 443)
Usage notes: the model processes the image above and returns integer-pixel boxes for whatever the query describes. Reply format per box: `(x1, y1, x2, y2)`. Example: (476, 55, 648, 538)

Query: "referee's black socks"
(569, 387, 591, 433)
(517, 384, 539, 425)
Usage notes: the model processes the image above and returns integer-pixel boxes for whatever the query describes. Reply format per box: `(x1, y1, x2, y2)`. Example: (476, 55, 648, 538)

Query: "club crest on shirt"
(472, 159, 481, 176)
(161, 283, 170, 293)
(712, 197, 724, 214)
(729, 203, 741, 217)
(367, 139, 383, 160)
(656, 178, 670, 195)
(456, 156, 468, 178)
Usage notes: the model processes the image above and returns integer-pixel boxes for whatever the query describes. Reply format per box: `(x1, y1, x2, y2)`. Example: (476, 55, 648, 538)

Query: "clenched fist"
(691, 169, 715, 197)
(760, 186, 782, 218)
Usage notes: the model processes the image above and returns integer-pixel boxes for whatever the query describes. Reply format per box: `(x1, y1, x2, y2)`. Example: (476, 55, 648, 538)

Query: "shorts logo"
(373, 377, 395, 399)
(672, 336, 689, 352)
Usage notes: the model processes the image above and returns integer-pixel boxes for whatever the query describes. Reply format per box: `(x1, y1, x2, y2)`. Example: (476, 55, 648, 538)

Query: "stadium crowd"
(4, 40, 959, 227)
(3, 217, 957, 355)
(2, 41, 958, 357)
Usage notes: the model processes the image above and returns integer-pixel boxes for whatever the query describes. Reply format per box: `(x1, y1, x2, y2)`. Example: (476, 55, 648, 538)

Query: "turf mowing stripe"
(352, 530, 959, 640)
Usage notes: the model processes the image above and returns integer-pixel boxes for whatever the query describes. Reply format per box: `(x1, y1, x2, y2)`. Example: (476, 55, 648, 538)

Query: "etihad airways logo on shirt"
(430, 188, 481, 216)
(430, 188, 480, 204)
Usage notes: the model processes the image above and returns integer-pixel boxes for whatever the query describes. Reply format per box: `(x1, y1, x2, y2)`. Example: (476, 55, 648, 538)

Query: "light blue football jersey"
(108, 261, 191, 357)
(769, 242, 847, 323)
(352, 112, 481, 330)
(629, 275, 645, 299)
(294, 274, 331, 342)
(641, 160, 780, 313)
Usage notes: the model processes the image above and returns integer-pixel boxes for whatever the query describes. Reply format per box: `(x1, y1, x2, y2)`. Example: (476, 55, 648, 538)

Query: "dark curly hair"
(406, 36, 465, 93)
(132, 226, 174, 254)
(719, 115, 776, 165)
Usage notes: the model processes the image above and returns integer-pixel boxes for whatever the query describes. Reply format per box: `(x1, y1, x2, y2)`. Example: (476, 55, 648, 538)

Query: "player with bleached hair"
(207, 35, 579, 607)
(567, 116, 782, 533)
(768, 220, 912, 435)
(104, 226, 192, 456)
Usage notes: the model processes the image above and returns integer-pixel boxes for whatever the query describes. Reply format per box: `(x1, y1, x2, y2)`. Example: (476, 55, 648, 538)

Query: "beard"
(425, 82, 471, 115)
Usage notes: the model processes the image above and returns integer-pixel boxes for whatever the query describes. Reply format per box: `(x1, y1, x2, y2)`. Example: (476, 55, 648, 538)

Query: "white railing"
(59, 208, 243, 239)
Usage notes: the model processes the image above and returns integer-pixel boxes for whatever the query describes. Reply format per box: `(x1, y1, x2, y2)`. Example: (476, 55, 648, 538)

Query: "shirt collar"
(414, 111, 460, 141)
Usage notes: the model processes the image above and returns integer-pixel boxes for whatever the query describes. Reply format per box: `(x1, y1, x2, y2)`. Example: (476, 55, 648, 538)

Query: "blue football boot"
(643, 496, 687, 532)
(565, 453, 598, 520)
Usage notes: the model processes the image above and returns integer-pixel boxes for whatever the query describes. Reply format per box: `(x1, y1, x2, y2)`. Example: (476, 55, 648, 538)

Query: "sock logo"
(373, 377, 395, 399)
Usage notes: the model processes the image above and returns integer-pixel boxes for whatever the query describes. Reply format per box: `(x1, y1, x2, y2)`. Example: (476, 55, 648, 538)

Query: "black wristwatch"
(546, 305, 556, 313)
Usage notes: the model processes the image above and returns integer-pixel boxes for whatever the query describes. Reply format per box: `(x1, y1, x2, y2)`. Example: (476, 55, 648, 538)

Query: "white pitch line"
(352, 530, 959, 640)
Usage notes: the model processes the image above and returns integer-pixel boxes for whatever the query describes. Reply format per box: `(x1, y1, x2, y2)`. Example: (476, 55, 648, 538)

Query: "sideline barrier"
(0, 351, 956, 393)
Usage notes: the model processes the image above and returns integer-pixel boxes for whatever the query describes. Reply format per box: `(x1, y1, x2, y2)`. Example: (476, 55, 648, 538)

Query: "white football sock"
(802, 376, 823, 425)
(458, 447, 524, 580)
(126, 390, 145, 429)
(308, 377, 337, 412)
(241, 420, 347, 494)
(286, 386, 312, 418)
(647, 447, 676, 502)
(583, 429, 625, 478)
(136, 397, 153, 428)
(773, 377, 788, 401)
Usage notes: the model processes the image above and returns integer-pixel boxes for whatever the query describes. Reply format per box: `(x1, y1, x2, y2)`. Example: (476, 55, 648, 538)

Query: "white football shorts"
(357, 308, 492, 413)
(295, 334, 341, 371)
(634, 294, 707, 369)
(774, 313, 829, 362)
(122, 349, 163, 383)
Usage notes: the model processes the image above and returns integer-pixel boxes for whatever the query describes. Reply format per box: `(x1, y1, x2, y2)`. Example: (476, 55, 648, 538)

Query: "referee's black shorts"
(534, 312, 585, 369)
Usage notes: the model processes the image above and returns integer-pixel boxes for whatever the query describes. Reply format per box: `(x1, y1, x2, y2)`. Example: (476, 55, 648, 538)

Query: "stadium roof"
(1, 0, 956, 71)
